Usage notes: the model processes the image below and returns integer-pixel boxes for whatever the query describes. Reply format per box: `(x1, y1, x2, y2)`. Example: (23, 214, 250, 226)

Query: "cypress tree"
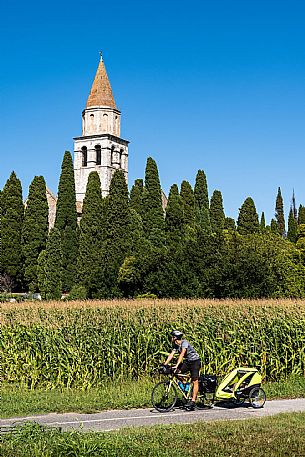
(37, 250, 46, 298)
(22, 176, 49, 292)
(296, 224, 305, 263)
(270, 218, 278, 233)
(77, 172, 104, 296)
(237, 197, 259, 235)
(260, 212, 266, 231)
(180, 180, 195, 227)
(224, 217, 236, 231)
(129, 209, 147, 256)
(44, 228, 62, 300)
(275, 187, 285, 236)
(0, 171, 24, 287)
(130, 179, 143, 216)
(194, 170, 209, 211)
(210, 190, 225, 232)
(165, 184, 184, 244)
(292, 190, 297, 220)
(298, 205, 305, 225)
(101, 169, 131, 297)
(287, 208, 298, 243)
(142, 157, 165, 246)
(54, 151, 78, 291)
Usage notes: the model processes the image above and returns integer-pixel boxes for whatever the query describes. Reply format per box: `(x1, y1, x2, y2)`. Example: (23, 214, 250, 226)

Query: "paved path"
(1, 399, 305, 433)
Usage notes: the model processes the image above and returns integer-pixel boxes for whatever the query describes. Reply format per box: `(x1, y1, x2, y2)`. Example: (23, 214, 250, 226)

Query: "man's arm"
(164, 350, 176, 365)
(174, 348, 187, 369)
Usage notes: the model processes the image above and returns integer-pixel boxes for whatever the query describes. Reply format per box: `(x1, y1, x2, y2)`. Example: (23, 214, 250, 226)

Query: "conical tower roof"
(86, 53, 117, 109)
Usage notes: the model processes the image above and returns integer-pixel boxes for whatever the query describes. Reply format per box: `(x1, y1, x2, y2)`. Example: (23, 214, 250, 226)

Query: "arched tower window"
(89, 114, 94, 133)
(81, 146, 87, 167)
(103, 113, 108, 131)
(95, 145, 101, 165)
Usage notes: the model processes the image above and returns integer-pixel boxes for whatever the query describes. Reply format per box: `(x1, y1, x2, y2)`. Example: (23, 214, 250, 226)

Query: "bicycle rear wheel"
(152, 381, 177, 412)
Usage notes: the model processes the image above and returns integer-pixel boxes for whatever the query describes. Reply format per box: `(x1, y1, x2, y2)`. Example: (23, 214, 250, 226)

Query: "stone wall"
(46, 188, 57, 229)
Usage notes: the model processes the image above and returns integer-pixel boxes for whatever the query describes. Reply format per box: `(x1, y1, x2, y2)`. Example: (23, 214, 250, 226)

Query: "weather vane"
(99, 51, 103, 60)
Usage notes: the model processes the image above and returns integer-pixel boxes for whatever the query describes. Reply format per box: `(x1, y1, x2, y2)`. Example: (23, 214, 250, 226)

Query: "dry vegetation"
(2, 297, 305, 311)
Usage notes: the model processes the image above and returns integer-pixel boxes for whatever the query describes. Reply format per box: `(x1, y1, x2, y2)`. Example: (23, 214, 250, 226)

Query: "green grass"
(1, 412, 305, 456)
(0, 378, 155, 418)
(1, 375, 304, 419)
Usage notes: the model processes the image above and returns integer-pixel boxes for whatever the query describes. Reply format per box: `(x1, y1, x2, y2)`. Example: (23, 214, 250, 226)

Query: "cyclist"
(164, 330, 201, 411)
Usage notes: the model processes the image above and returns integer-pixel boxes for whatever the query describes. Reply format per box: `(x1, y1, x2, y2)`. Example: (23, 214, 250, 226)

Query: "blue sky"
(1, 0, 304, 222)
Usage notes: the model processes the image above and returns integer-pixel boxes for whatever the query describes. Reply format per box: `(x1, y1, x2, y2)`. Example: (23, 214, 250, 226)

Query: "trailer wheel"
(249, 387, 266, 408)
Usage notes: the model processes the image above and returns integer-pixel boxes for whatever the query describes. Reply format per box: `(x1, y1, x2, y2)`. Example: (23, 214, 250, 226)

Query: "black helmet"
(171, 330, 183, 339)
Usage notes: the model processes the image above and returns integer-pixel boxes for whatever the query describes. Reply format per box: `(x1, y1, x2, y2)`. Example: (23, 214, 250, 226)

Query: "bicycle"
(152, 365, 266, 412)
(151, 364, 207, 412)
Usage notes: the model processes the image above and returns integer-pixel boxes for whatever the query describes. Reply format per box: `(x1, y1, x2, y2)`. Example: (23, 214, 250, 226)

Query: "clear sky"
(1, 0, 304, 222)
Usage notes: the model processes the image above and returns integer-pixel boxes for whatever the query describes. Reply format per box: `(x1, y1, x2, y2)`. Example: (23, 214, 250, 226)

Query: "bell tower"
(74, 53, 129, 202)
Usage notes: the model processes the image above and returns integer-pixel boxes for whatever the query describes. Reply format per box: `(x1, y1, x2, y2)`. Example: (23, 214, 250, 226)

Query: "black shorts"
(178, 359, 201, 381)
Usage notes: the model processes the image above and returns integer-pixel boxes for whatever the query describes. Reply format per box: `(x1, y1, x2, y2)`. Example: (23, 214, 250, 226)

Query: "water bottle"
(185, 382, 190, 392)
(178, 381, 184, 390)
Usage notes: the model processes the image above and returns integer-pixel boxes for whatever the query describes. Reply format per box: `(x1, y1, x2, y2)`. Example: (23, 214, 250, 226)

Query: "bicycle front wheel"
(152, 381, 177, 412)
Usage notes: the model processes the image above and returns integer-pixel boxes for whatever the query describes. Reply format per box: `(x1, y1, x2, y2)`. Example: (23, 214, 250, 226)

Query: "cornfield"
(1, 299, 305, 389)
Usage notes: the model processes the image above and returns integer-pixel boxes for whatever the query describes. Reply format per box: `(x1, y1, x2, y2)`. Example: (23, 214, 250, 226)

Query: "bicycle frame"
(164, 373, 193, 400)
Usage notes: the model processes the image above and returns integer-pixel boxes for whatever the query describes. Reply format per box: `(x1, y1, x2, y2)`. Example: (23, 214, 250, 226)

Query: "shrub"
(65, 285, 87, 300)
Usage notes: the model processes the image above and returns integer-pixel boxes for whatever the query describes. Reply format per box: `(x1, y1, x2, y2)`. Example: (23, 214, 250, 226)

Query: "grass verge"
(1, 375, 304, 419)
(1, 412, 305, 456)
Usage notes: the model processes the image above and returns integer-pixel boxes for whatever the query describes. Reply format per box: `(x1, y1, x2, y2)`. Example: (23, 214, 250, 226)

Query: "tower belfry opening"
(73, 53, 129, 202)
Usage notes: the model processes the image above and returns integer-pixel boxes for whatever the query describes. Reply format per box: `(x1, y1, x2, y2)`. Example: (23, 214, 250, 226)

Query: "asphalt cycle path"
(1, 398, 305, 433)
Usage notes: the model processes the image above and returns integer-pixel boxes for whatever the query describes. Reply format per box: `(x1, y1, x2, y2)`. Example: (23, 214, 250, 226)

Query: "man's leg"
(185, 360, 201, 411)
(192, 379, 199, 402)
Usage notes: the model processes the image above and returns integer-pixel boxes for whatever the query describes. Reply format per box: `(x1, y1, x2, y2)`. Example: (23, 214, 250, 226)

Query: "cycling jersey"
(172, 339, 200, 362)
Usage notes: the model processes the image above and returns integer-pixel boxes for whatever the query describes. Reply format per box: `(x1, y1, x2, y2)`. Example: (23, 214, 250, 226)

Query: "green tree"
(292, 190, 297, 220)
(296, 224, 305, 263)
(0, 171, 24, 287)
(194, 170, 209, 211)
(180, 180, 195, 227)
(37, 250, 46, 298)
(142, 157, 165, 246)
(118, 256, 141, 297)
(237, 197, 259, 235)
(100, 169, 131, 297)
(22, 176, 49, 292)
(260, 212, 266, 231)
(275, 187, 285, 236)
(44, 228, 63, 300)
(270, 218, 278, 234)
(54, 151, 79, 291)
(298, 205, 305, 225)
(210, 190, 225, 233)
(165, 184, 184, 244)
(194, 170, 211, 231)
(129, 209, 148, 256)
(77, 172, 104, 296)
(287, 208, 298, 243)
(224, 217, 236, 231)
(130, 179, 143, 216)
(225, 232, 305, 298)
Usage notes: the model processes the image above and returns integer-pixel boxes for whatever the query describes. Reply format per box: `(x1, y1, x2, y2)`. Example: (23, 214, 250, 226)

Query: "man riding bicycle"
(164, 330, 201, 411)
